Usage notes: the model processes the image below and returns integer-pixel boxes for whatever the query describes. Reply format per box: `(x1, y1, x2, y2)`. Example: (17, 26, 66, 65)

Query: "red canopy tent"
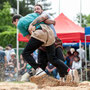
(55, 13, 85, 43)
(18, 33, 29, 42)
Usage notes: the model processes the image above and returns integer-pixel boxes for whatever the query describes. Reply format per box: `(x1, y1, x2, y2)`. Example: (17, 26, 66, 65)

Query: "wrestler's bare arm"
(31, 14, 55, 25)
(44, 19, 56, 25)
(31, 14, 48, 25)
(28, 14, 48, 34)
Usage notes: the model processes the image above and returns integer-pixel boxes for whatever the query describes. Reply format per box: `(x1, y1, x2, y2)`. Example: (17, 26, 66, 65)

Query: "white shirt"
(77, 48, 85, 60)
(72, 60, 82, 69)
(5, 49, 15, 62)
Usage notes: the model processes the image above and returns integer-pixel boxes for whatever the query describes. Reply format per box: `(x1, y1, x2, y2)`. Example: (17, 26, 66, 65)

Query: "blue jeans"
(45, 68, 57, 78)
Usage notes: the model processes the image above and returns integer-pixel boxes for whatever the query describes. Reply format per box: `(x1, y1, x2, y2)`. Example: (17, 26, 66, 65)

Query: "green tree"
(0, 0, 5, 9)
(37, 0, 51, 10)
(76, 13, 87, 27)
(19, 0, 33, 16)
(0, 2, 16, 33)
(7, 0, 35, 16)
(0, 0, 35, 16)
(86, 14, 90, 26)
(18, 0, 35, 16)
(0, 2, 12, 26)
(76, 13, 90, 27)
(37, 0, 54, 16)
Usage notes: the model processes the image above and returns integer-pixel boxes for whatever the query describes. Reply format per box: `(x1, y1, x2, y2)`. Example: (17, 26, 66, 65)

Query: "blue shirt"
(17, 13, 44, 37)
(0, 50, 6, 63)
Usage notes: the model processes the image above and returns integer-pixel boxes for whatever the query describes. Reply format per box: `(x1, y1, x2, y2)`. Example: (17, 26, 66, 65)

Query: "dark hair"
(67, 51, 71, 56)
(7, 44, 12, 48)
(35, 4, 43, 10)
(74, 56, 80, 61)
(73, 50, 79, 55)
(81, 44, 84, 48)
(12, 14, 22, 23)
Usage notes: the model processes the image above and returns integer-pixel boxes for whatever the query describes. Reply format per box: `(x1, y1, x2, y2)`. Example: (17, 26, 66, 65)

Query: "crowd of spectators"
(0, 44, 85, 81)
(45, 45, 85, 80)
(0, 44, 36, 81)
(64, 45, 85, 77)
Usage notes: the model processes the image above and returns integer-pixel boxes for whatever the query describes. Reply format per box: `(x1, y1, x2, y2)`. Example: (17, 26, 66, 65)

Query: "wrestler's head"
(12, 14, 22, 26)
(34, 4, 43, 14)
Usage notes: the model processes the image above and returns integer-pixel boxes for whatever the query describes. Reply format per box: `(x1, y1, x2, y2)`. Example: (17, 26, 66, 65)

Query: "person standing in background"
(45, 62, 58, 79)
(0, 46, 7, 81)
(77, 45, 85, 67)
(5, 44, 15, 63)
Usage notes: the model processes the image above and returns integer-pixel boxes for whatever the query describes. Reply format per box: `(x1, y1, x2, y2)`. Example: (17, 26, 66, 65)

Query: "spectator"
(0, 46, 7, 81)
(69, 48, 75, 68)
(70, 53, 74, 68)
(70, 48, 75, 54)
(73, 50, 79, 57)
(6, 44, 15, 62)
(33, 50, 38, 63)
(65, 51, 71, 67)
(72, 56, 81, 72)
(7, 44, 15, 52)
(7, 52, 17, 81)
(5, 46, 10, 63)
(45, 62, 58, 79)
(64, 54, 67, 65)
(18, 54, 26, 75)
(8, 52, 17, 68)
(77, 45, 85, 67)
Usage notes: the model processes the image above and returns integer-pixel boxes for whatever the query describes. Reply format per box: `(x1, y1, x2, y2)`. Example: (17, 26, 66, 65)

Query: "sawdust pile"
(0, 74, 90, 90)
(30, 74, 78, 87)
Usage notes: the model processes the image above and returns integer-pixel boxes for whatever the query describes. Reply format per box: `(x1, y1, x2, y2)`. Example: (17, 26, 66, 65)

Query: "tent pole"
(79, 40, 82, 81)
(80, 0, 82, 26)
(16, 0, 19, 81)
(89, 44, 90, 60)
(85, 36, 88, 80)
(59, 0, 60, 14)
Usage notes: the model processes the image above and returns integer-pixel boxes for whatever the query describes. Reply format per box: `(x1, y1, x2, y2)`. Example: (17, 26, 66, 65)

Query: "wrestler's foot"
(30, 68, 46, 84)
(35, 68, 46, 76)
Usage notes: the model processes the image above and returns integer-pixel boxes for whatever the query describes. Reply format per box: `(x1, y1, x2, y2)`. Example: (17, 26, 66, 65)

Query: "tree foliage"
(0, 31, 27, 48)
(37, 0, 54, 16)
(86, 15, 90, 24)
(0, 25, 16, 33)
(0, 2, 12, 26)
(19, 0, 33, 16)
(76, 13, 90, 27)
(76, 13, 87, 27)
(0, 0, 35, 16)
(0, 2, 15, 33)
(0, 0, 5, 9)
(19, 0, 35, 16)
(0, 0, 35, 48)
